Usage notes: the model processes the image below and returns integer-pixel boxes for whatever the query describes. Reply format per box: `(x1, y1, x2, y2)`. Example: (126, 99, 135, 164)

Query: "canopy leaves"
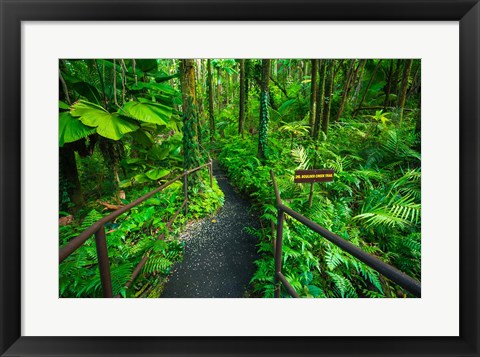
(70, 100, 138, 140)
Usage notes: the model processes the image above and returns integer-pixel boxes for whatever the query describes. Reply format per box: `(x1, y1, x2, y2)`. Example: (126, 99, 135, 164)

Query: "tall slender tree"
(383, 60, 394, 110)
(398, 59, 413, 124)
(313, 60, 326, 140)
(258, 59, 271, 160)
(244, 60, 250, 134)
(335, 60, 355, 121)
(195, 59, 204, 146)
(384, 59, 401, 109)
(321, 60, 335, 136)
(59, 145, 84, 208)
(335, 60, 366, 121)
(353, 59, 382, 118)
(238, 59, 246, 137)
(207, 59, 215, 142)
(59, 62, 84, 208)
(180, 59, 201, 177)
(308, 59, 318, 135)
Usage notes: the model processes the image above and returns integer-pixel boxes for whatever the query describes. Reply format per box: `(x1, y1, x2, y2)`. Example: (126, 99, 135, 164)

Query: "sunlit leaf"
(71, 100, 138, 140)
(59, 112, 96, 146)
(145, 168, 170, 180)
(121, 100, 172, 125)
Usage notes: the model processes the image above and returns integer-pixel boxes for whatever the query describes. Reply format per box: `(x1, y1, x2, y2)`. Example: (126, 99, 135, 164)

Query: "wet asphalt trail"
(161, 162, 259, 298)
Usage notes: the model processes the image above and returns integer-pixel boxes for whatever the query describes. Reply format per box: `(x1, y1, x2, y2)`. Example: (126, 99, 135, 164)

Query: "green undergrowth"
(59, 168, 224, 298)
(217, 119, 421, 298)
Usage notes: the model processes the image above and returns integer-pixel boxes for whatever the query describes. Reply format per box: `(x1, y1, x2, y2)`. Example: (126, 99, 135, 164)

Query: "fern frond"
(142, 255, 173, 275)
(291, 146, 310, 170)
(355, 192, 420, 229)
(327, 272, 358, 298)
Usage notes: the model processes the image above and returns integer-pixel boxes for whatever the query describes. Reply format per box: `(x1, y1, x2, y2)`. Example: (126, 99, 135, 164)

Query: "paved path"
(161, 162, 259, 298)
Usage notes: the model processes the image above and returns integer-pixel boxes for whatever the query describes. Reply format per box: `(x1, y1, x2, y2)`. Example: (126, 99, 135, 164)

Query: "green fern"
(355, 192, 420, 229)
(142, 254, 173, 275)
(327, 272, 358, 298)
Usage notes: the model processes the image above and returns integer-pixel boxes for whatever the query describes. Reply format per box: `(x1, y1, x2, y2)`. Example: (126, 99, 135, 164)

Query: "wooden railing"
(59, 161, 213, 298)
(270, 170, 421, 298)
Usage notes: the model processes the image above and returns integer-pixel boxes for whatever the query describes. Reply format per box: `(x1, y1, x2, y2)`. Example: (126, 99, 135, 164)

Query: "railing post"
(208, 160, 213, 188)
(94, 225, 113, 298)
(274, 209, 284, 298)
(183, 170, 188, 216)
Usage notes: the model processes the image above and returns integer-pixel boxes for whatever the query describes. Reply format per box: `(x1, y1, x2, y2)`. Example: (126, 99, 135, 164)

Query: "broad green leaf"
(62, 73, 102, 103)
(71, 100, 138, 140)
(124, 158, 144, 165)
(170, 144, 182, 156)
(153, 72, 179, 83)
(133, 174, 150, 184)
(59, 112, 96, 146)
(147, 198, 161, 206)
(148, 145, 170, 161)
(119, 179, 132, 188)
(59, 101, 70, 110)
(121, 100, 172, 125)
(306, 285, 323, 298)
(140, 122, 158, 131)
(129, 129, 154, 147)
(145, 168, 170, 180)
(130, 81, 176, 95)
(135, 59, 158, 73)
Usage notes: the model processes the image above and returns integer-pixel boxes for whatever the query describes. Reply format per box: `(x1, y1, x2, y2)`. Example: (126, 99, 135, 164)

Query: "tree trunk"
(216, 67, 222, 111)
(207, 59, 215, 142)
(353, 59, 382, 118)
(336, 60, 366, 121)
(386, 59, 401, 108)
(272, 59, 277, 77)
(245, 60, 250, 133)
(225, 72, 230, 107)
(258, 59, 271, 160)
(408, 60, 421, 97)
(307, 155, 318, 208)
(352, 60, 367, 107)
(383, 60, 395, 111)
(321, 60, 335, 137)
(180, 59, 201, 176)
(308, 59, 318, 135)
(59, 145, 84, 209)
(195, 59, 204, 144)
(313, 60, 326, 140)
(239, 59, 246, 137)
(335, 60, 356, 121)
(398, 59, 413, 124)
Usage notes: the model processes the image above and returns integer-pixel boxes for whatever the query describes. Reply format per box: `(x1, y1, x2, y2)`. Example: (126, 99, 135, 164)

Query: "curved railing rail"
(270, 170, 421, 298)
(59, 161, 213, 298)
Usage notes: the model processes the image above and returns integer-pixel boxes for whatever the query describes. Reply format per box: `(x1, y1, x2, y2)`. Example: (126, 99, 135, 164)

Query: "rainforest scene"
(59, 58, 421, 298)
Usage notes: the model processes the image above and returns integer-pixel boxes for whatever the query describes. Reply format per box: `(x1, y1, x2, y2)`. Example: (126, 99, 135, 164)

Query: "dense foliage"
(59, 58, 420, 298)
(59, 59, 223, 297)
(215, 59, 421, 298)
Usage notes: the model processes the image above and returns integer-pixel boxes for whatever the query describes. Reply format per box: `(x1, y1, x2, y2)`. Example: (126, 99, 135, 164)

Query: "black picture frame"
(1, 0, 479, 356)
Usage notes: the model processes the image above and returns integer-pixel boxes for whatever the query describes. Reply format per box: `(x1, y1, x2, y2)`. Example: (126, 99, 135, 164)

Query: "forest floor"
(161, 161, 259, 298)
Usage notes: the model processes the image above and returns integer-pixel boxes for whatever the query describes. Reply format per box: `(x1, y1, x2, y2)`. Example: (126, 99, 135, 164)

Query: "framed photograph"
(1, 0, 479, 356)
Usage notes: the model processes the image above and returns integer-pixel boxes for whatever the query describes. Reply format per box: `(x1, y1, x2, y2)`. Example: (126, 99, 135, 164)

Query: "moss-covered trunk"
(207, 59, 215, 142)
(321, 60, 335, 137)
(309, 59, 318, 135)
(180, 59, 201, 178)
(313, 60, 326, 140)
(238, 59, 246, 137)
(398, 59, 413, 124)
(59, 144, 83, 210)
(258, 59, 271, 160)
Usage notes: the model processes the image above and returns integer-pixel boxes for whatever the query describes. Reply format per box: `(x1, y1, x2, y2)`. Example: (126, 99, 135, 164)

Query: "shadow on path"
(161, 162, 259, 298)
